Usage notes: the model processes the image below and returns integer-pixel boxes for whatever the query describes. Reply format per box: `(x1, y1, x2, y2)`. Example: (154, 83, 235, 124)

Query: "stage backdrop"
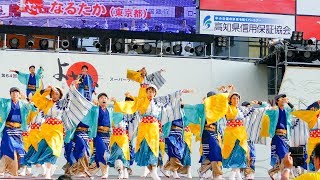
(0, 50, 269, 176)
(280, 66, 320, 109)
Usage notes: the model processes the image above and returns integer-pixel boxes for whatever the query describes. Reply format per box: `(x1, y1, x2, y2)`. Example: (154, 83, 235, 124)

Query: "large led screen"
(0, 0, 196, 33)
(296, 16, 320, 39)
(200, 0, 296, 15)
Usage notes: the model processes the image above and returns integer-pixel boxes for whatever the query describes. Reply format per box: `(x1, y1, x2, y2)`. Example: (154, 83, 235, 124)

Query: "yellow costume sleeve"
(204, 93, 229, 125)
(27, 111, 39, 125)
(31, 85, 53, 115)
(188, 123, 201, 141)
(114, 97, 150, 115)
(260, 114, 270, 137)
(292, 109, 320, 129)
(127, 69, 144, 84)
(294, 172, 320, 180)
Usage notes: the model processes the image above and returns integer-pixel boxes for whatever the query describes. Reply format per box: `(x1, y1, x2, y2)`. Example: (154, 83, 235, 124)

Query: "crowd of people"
(0, 64, 320, 180)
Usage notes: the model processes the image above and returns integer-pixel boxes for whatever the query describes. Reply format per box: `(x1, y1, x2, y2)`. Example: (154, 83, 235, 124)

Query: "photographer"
(281, 143, 320, 179)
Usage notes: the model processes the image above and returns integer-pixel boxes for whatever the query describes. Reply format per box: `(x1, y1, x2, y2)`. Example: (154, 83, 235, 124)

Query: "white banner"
(280, 66, 320, 109)
(297, 0, 320, 16)
(200, 10, 295, 38)
(0, 50, 268, 176)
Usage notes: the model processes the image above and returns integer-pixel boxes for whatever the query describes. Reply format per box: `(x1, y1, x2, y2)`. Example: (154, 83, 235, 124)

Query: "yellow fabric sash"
(222, 125, 248, 159)
(204, 93, 229, 124)
(110, 134, 130, 161)
(41, 122, 64, 157)
(135, 121, 159, 157)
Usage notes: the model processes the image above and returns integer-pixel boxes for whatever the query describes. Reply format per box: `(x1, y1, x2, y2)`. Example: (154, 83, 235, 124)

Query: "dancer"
(180, 91, 225, 180)
(266, 94, 295, 179)
(108, 97, 140, 179)
(0, 87, 36, 177)
(10, 65, 43, 97)
(126, 67, 165, 98)
(113, 84, 192, 180)
(291, 100, 320, 171)
(162, 101, 194, 179)
(20, 110, 46, 177)
(77, 65, 96, 101)
(27, 81, 95, 179)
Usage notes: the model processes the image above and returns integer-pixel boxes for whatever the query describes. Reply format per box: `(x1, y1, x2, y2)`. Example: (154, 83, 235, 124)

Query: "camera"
(289, 147, 305, 167)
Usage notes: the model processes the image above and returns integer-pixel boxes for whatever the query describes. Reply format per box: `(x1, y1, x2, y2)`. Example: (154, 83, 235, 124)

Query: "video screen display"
(200, 0, 296, 15)
(296, 16, 320, 39)
(0, 0, 196, 34)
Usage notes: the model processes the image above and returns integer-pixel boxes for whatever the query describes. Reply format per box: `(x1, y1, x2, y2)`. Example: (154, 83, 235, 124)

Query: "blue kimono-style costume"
(265, 105, 293, 167)
(78, 74, 95, 101)
(164, 118, 185, 163)
(0, 99, 35, 175)
(162, 105, 195, 173)
(16, 67, 43, 96)
(93, 106, 112, 167)
(182, 104, 224, 164)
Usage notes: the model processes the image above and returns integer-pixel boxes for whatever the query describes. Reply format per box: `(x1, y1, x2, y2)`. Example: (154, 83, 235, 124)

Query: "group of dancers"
(0, 64, 319, 180)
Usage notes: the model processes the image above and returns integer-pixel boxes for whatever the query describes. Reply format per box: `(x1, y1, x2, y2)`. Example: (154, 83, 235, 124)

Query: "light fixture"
(286, 50, 295, 61)
(173, 44, 182, 55)
(142, 43, 152, 54)
(39, 39, 49, 50)
(184, 44, 194, 53)
(290, 31, 303, 44)
(27, 36, 34, 47)
(307, 37, 316, 45)
(9, 38, 19, 49)
(163, 46, 171, 53)
(61, 40, 70, 49)
(215, 36, 227, 47)
(128, 42, 138, 50)
(303, 51, 314, 63)
(114, 40, 125, 53)
(93, 41, 102, 49)
(195, 45, 204, 56)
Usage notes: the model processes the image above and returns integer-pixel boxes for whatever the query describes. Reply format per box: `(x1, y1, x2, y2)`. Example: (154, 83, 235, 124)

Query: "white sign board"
(200, 10, 295, 39)
(0, 50, 269, 176)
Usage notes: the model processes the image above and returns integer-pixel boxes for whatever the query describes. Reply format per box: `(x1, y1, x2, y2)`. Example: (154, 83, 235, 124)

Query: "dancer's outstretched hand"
(110, 97, 117, 103)
(182, 89, 193, 93)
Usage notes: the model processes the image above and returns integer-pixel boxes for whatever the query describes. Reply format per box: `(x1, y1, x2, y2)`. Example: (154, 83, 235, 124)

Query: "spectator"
(142, 23, 149, 31)
(281, 143, 320, 179)
(57, 175, 72, 180)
